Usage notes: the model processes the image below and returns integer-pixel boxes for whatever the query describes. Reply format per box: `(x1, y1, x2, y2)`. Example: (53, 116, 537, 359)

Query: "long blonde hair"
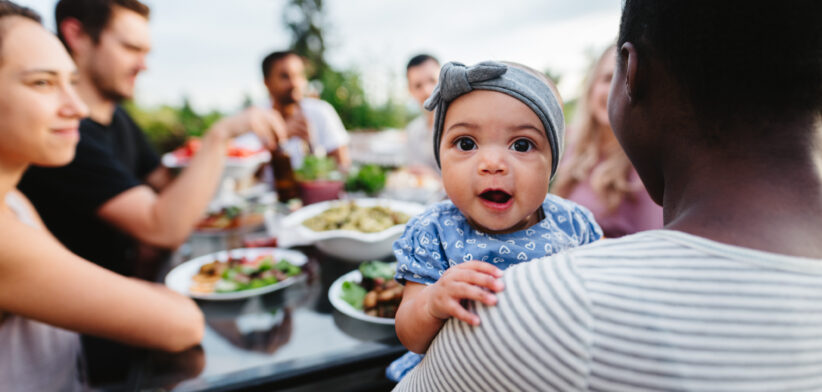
(553, 45, 639, 212)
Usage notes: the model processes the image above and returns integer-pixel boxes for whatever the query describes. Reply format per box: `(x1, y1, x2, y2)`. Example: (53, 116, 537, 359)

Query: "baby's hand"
(425, 261, 504, 326)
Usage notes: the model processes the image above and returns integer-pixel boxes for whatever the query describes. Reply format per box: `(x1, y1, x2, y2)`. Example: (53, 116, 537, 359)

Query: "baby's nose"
(478, 148, 507, 174)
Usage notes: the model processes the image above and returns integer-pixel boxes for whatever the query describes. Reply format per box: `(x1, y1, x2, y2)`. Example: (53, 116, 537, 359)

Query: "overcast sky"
(22, 0, 621, 114)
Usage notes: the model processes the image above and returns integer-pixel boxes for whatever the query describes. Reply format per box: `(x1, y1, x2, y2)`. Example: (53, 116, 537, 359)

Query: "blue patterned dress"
(387, 194, 602, 381)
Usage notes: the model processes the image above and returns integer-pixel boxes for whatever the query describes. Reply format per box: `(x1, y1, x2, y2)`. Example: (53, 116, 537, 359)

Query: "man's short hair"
(618, 0, 822, 127)
(261, 50, 301, 79)
(55, 0, 150, 51)
(406, 54, 439, 72)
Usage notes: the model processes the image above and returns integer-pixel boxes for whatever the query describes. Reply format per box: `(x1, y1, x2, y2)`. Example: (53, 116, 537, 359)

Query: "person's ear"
(619, 42, 643, 103)
(59, 18, 91, 55)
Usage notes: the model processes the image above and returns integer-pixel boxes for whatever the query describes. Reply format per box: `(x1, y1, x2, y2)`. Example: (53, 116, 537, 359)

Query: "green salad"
(340, 261, 402, 317)
(190, 254, 302, 294)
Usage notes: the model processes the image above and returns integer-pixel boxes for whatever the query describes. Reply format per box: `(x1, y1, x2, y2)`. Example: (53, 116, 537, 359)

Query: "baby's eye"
(455, 137, 476, 151)
(510, 139, 533, 152)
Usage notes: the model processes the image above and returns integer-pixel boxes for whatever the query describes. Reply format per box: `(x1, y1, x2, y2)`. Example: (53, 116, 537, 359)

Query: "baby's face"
(439, 90, 552, 234)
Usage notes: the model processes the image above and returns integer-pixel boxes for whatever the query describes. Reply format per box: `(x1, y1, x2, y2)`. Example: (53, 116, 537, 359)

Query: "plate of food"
(328, 261, 403, 325)
(162, 137, 271, 180)
(194, 205, 266, 233)
(165, 247, 306, 301)
(277, 198, 424, 261)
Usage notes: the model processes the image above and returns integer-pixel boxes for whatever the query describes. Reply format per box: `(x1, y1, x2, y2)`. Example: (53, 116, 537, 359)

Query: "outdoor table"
(100, 237, 404, 392)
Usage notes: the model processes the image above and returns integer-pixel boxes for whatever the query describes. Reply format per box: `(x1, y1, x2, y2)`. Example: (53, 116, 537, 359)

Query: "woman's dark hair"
(55, 0, 150, 52)
(618, 0, 822, 127)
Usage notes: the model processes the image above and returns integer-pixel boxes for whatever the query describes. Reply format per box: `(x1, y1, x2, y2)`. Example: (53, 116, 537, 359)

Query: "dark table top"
(103, 235, 404, 392)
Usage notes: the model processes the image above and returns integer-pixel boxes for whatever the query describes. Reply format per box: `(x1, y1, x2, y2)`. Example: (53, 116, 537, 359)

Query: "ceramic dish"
(275, 198, 425, 261)
(165, 247, 307, 301)
(328, 269, 395, 325)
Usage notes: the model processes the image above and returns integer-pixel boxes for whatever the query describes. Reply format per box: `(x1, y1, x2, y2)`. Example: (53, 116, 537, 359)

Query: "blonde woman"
(0, 3, 203, 390)
(552, 45, 662, 237)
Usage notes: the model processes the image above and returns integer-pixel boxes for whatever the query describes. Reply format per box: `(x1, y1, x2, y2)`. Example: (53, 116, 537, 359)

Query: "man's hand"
(284, 109, 311, 144)
(211, 107, 286, 149)
(424, 261, 504, 326)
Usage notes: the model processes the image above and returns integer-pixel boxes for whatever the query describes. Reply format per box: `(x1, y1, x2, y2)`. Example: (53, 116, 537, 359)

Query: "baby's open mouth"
(479, 190, 512, 204)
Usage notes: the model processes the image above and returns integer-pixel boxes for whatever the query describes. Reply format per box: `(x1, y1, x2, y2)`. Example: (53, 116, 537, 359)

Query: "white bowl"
(277, 198, 425, 262)
(328, 269, 395, 325)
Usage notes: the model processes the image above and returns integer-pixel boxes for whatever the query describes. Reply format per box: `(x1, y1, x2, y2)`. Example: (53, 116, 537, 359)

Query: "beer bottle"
(271, 145, 300, 202)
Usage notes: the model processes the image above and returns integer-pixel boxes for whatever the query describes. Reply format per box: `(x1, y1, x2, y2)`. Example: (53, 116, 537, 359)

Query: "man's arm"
(98, 107, 285, 249)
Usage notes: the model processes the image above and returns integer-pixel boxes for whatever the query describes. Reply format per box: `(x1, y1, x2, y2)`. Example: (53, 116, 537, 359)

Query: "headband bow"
(424, 61, 565, 179)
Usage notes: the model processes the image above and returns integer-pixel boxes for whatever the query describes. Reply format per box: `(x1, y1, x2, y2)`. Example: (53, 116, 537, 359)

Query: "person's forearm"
(149, 127, 230, 246)
(396, 285, 446, 353)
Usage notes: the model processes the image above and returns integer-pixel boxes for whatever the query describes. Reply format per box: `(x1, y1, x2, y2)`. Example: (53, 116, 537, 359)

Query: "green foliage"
(283, 0, 409, 131)
(318, 68, 409, 130)
(295, 155, 341, 181)
(283, 0, 328, 79)
(345, 164, 387, 195)
(122, 99, 223, 153)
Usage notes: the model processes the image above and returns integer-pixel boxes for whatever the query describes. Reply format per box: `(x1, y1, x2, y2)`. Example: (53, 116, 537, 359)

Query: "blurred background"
(22, 0, 620, 152)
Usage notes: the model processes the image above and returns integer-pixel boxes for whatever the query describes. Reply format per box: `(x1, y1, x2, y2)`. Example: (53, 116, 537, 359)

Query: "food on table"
(345, 164, 387, 195)
(195, 205, 264, 231)
(295, 155, 343, 181)
(340, 261, 403, 318)
(302, 202, 410, 233)
(190, 253, 302, 294)
(173, 138, 262, 162)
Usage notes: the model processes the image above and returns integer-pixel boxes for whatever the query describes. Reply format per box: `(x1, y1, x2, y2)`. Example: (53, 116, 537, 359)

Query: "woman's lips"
(52, 127, 79, 139)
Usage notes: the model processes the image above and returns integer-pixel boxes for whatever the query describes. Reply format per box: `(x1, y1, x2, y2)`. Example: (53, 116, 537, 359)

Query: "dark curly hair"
(618, 0, 822, 132)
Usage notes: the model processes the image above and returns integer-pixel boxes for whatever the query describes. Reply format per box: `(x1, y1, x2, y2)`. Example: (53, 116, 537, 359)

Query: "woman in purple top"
(553, 45, 662, 237)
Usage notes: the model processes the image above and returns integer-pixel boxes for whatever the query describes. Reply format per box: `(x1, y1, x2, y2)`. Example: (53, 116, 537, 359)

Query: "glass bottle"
(271, 145, 300, 202)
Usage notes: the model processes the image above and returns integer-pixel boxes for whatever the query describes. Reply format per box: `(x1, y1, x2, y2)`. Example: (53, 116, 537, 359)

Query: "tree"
(282, 0, 328, 79)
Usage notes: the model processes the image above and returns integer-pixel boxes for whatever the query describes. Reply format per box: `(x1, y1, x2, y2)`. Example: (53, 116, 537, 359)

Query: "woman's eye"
(510, 139, 533, 152)
(455, 137, 476, 151)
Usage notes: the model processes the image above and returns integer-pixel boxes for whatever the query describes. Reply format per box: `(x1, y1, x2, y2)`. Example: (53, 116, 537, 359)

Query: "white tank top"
(0, 192, 85, 392)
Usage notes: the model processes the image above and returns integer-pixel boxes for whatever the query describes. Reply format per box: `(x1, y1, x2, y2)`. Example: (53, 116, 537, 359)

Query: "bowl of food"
(278, 198, 424, 261)
(165, 247, 307, 301)
(328, 261, 402, 325)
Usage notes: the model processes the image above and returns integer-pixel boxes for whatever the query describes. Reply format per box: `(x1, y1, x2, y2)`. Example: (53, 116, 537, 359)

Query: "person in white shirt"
(403, 54, 440, 174)
(262, 50, 350, 169)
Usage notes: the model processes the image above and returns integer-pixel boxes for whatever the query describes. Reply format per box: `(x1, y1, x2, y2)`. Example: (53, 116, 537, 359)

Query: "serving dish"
(276, 198, 425, 261)
(328, 269, 395, 325)
(161, 147, 271, 180)
(165, 247, 307, 301)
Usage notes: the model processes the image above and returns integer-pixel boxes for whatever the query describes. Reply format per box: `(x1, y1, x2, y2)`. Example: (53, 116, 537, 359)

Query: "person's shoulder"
(524, 230, 690, 271)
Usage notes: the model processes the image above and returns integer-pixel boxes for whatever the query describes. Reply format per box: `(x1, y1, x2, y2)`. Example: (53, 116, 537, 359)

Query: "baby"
(388, 61, 603, 381)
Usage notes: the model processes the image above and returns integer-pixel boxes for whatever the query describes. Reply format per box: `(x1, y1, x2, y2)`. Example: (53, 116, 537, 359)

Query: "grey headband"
(425, 61, 565, 178)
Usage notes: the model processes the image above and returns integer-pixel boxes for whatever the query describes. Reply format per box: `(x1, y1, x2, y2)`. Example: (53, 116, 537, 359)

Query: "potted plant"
(295, 155, 345, 205)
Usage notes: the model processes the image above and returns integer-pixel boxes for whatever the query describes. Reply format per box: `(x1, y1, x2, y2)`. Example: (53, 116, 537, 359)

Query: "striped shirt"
(394, 230, 822, 392)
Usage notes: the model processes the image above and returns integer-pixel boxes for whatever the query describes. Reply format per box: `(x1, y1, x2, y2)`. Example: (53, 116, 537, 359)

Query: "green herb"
(359, 260, 396, 280)
(296, 155, 341, 181)
(345, 164, 386, 195)
(274, 259, 301, 276)
(340, 281, 367, 310)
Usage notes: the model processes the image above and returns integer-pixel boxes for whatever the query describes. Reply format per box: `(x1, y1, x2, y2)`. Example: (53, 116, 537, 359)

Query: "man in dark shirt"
(19, 0, 285, 277)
